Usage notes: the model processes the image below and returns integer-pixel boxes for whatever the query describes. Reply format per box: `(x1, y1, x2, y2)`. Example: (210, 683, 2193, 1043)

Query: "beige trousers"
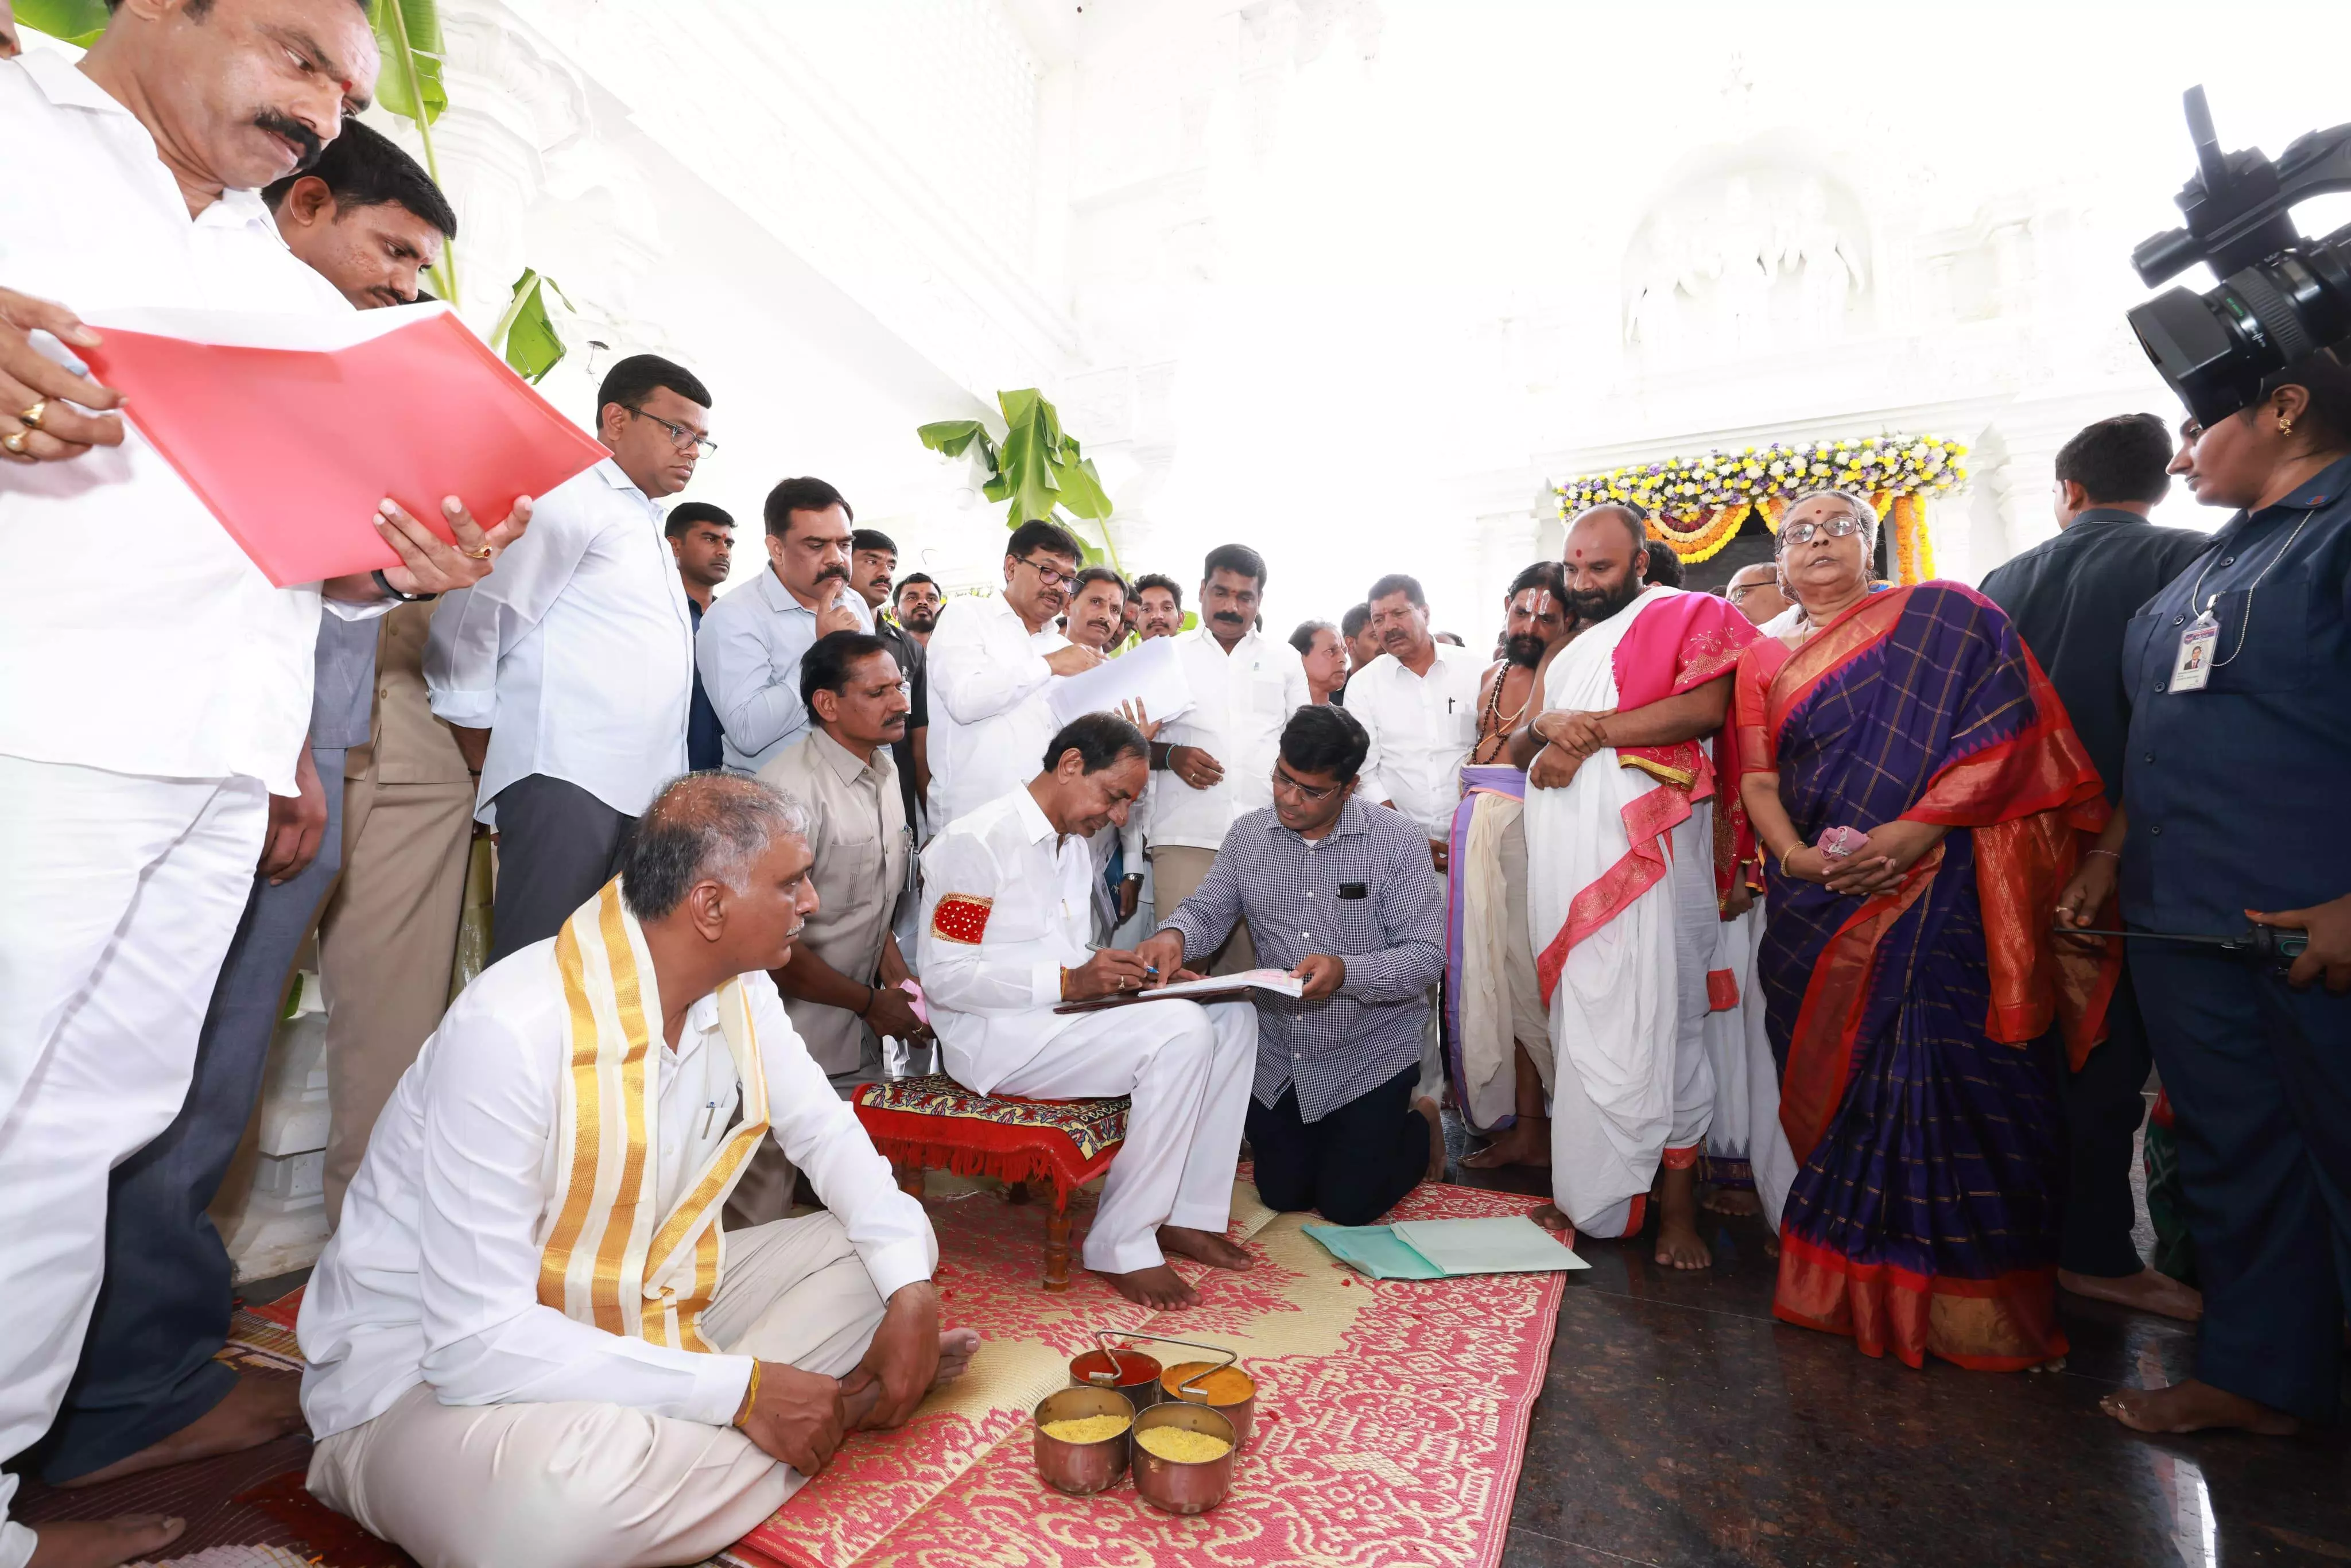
(316, 774, 476, 1224)
(307, 1211, 890, 1568)
(1147, 845, 1257, 974)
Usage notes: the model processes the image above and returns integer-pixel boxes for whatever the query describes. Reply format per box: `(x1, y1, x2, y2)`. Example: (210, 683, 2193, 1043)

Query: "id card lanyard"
(2171, 509, 2314, 693)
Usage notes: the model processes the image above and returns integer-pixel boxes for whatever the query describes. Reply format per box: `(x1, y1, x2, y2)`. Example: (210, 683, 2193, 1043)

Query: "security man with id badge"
(2062, 355, 2351, 1438)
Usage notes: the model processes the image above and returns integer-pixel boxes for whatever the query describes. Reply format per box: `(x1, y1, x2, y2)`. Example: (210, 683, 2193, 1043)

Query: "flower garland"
(1554, 432, 1969, 580)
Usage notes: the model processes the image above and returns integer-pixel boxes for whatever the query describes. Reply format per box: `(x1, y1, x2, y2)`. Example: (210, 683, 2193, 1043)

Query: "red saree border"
(1773, 1230, 2067, 1372)
(1763, 586, 1914, 736)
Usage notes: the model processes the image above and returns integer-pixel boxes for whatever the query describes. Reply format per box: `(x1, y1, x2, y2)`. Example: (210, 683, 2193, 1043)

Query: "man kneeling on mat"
(298, 774, 976, 1568)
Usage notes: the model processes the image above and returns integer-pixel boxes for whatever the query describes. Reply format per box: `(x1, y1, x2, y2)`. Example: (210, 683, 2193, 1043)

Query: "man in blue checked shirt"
(1136, 705, 1447, 1225)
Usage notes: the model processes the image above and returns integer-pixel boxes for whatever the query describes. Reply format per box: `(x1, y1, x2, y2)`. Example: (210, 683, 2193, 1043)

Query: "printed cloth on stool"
(852, 1074, 1127, 1193)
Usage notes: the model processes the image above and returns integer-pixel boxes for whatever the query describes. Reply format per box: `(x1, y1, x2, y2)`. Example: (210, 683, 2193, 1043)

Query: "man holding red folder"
(0, 7, 526, 1565)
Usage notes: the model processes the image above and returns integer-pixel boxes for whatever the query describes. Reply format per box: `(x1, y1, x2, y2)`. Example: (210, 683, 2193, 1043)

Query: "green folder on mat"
(1303, 1216, 1590, 1279)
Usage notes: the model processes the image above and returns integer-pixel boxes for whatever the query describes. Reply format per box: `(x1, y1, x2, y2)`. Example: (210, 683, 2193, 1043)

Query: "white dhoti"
(1700, 902, 1798, 1229)
(1446, 774, 1551, 1130)
(0, 758, 267, 1568)
(1522, 592, 1718, 1240)
(308, 1212, 886, 1568)
(947, 1000, 1256, 1274)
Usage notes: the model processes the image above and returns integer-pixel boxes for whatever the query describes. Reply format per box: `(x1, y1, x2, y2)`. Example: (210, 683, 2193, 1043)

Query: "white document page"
(1046, 634, 1196, 730)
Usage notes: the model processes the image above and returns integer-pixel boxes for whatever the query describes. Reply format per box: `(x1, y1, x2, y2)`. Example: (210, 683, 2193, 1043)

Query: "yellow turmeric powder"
(1135, 1426, 1232, 1464)
(1041, 1414, 1131, 1444)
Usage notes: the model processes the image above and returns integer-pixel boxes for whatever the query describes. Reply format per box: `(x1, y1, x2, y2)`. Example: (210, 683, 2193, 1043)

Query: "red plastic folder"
(80, 304, 610, 587)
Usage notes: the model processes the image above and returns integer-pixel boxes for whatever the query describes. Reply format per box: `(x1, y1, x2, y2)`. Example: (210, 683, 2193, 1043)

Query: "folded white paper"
(1046, 635, 1196, 730)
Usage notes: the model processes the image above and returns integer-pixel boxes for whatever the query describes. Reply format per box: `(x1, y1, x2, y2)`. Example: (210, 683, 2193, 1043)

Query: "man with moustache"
(1153, 546, 1310, 975)
(728, 633, 928, 1224)
(1510, 506, 1755, 1269)
(668, 502, 735, 771)
(1452, 563, 1573, 1171)
(1064, 568, 1150, 936)
(924, 519, 1104, 828)
(0, 5, 529, 1562)
(1134, 573, 1186, 641)
(894, 573, 943, 647)
(697, 477, 870, 778)
(428, 353, 712, 962)
(847, 529, 928, 835)
(34, 114, 464, 1510)
(919, 715, 1258, 1310)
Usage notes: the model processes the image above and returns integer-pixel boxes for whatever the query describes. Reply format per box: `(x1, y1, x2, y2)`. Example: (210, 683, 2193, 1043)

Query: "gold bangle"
(732, 1360, 762, 1429)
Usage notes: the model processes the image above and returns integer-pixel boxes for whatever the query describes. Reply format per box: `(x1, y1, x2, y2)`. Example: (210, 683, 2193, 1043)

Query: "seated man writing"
(298, 774, 976, 1568)
(919, 713, 1259, 1310)
(1136, 706, 1446, 1226)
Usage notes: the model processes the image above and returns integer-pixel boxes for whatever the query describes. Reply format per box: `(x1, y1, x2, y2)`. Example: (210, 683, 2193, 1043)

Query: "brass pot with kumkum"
(1066, 1332, 1163, 1412)
(1130, 1401, 1238, 1515)
(1032, 1386, 1135, 1496)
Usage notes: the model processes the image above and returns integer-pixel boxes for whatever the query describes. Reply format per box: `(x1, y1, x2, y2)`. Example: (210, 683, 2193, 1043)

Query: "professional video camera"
(2127, 87, 2351, 425)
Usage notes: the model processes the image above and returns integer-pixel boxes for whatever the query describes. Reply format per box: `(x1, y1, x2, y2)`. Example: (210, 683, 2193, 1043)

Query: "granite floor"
(1445, 1134, 2351, 1568)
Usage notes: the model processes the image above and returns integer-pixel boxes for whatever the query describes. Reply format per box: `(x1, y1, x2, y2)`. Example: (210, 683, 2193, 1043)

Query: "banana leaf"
(15, 0, 107, 44)
(373, 0, 448, 126)
(490, 269, 567, 383)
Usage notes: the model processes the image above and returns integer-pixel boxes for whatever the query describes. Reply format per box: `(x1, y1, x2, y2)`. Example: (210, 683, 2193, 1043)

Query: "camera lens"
(2127, 226, 2351, 424)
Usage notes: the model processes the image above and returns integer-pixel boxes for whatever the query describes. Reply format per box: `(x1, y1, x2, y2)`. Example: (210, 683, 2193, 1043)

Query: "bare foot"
(1701, 1186, 1760, 1216)
(2059, 1267, 2203, 1322)
(1158, 1225, 1252, 1272)
(57, 1373, 306, 1489)
(1653, 1165, 1712, 1270)
(934, 1326, 981, 1387)
(1462, 1117, 1550, 1170)
(26, 1517, 185, 1568)
(1413, 1096, 1446, 1181)
(1530, 1202, 1573, 1236)
(1096, 1263, 1200, 1309)
(2102, 1379, 2300, 1435)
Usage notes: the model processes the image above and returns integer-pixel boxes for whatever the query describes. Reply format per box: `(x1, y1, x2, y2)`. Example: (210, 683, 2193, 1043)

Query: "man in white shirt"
(1340, 573, 1483, 1108)
(920, 714, 1258, 1311)
(697, 476, 871, 775)
(1064, 567, 1147, 938)
(427, 353, 712, 962)
(1151, 545, 1309, 972)
(0, 11, 527, 1565)
(300, 774, 972, 1568)
(924, 519, 1104, 828)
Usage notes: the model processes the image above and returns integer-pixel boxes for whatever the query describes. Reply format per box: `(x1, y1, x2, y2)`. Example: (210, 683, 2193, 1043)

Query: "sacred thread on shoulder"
(931, 894, 994, 945)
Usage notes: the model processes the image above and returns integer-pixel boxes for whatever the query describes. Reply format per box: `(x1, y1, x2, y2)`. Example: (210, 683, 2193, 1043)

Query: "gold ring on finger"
(461, 544, 493, 561)
(18, 400, 46, 430)
(2, 430, 27, 455)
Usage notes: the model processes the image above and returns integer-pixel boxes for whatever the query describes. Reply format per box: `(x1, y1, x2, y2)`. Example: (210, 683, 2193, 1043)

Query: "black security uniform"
(2119, 455, 2351, 1426)
(1980, 507, 2212, 1279)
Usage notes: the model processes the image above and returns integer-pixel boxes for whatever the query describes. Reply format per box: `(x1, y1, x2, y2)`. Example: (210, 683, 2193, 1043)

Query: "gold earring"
(2278, 416, 2294, 436)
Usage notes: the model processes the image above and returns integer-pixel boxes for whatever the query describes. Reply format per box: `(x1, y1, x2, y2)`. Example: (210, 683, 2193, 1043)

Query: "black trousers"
(2058, 958, 2154, 1278)
(44, 748, 346, 1481)
(2133, 941, 2351, 1425)
(1247, 1064, 1426, 1227)
(486, 774, 634, 965)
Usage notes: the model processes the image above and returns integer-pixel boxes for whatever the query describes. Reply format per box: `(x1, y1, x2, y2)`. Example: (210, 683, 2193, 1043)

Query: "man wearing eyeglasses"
(924, 519, 1107, 829)
(427, 354, 715, 961)
(1136, 705, 1446, 1225)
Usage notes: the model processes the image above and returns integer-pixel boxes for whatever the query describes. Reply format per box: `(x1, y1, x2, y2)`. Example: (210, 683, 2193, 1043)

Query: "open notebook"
(1053, 968, 1303, 1013)
(1303, 1216, 1589, 1279)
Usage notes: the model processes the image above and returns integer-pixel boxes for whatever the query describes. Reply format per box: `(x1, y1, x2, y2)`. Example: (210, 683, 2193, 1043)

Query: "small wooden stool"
(851, 1074, 1129, 1291)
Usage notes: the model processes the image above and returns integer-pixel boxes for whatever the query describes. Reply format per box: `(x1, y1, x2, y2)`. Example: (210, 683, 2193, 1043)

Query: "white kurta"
(1522, 585, 1695, 1235)
(924, 593, 1068, 830)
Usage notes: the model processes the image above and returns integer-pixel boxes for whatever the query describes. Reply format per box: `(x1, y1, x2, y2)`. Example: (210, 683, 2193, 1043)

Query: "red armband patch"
(931, 894, 994, 945)
(1705, 968, 1739, 1012)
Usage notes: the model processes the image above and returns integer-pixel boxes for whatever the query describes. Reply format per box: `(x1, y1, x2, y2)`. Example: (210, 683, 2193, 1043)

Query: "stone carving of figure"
(1625, 212, 1692, 353)
(1711, 176, 1775, 353)
(1782, 176, 1864, 339)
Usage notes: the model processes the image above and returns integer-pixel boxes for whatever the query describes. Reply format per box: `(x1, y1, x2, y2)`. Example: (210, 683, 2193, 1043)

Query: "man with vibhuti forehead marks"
(298, 774, 974, 1568)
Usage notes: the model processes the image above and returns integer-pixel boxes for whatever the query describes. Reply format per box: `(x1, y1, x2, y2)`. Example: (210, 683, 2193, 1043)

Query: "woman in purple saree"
(1735, 491, 2112, 1371)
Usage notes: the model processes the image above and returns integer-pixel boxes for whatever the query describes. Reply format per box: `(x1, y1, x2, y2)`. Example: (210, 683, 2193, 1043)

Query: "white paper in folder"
(1045, 635, 1196, 729)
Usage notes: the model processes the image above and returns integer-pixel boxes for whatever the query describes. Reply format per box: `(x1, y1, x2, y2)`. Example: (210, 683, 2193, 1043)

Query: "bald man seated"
(297, 775, 976, 1568)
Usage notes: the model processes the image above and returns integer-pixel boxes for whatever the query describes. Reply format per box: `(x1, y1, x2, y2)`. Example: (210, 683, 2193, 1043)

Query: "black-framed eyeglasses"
(1017, 555, 1077, 589)
(1779, 513, 1865, 547)
(1271, 764, 1341, 802)
(625, 405, 718, 456)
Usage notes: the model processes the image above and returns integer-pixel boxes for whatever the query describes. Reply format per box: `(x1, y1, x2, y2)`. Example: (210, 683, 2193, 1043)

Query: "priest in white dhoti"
(1697, 874, 1799, 1231)
(299, 775, 971, 1568)
(919, 712, 1259, 1311)
(1512, 506, 1756, 1268)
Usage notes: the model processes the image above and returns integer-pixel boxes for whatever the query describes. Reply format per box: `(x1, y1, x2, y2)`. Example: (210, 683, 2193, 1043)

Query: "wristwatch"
(372, 568, 439, 604)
